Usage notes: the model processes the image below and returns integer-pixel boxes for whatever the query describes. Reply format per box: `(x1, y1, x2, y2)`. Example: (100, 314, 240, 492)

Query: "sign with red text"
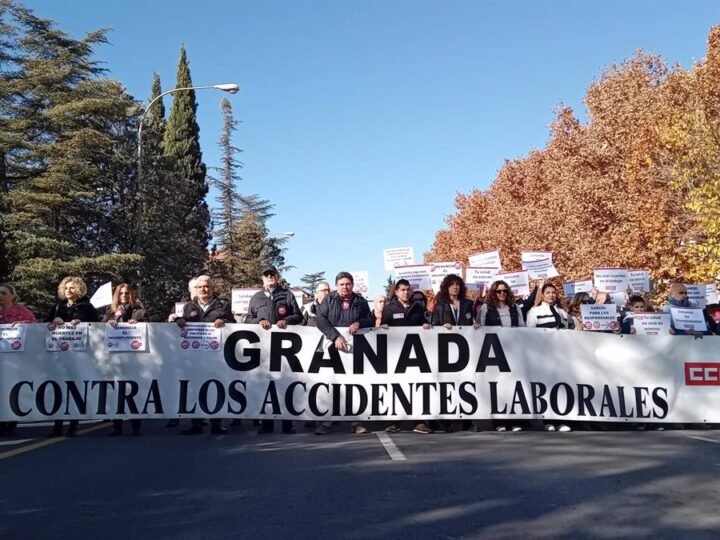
(632, 313, 671, 335)
(593, 268, 629, 293)
(580, 304, 619, 331)
(429, 262, 464, 294)
(104, 323, 148, 352)
(351, 271, 370, 297)
(45, 324, 88, 352)
(178, 322, 222, 352)
(0, 324, 26, 353)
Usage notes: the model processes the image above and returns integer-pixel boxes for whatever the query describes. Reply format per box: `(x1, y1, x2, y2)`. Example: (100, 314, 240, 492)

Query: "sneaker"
(352, 423, 369, 435)
(413, 423, 432, 434)
(495, 426, 507, 432)
(557, 424, 572, 432)
(544, 424, 556, 432)
(385, 424, 402, 434)
(314, 424, 331, 435)
(511, 426, 523, 432)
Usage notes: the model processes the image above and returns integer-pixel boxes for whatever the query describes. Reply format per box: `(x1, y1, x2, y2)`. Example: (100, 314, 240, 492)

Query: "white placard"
(178, 322, 222, 352)
(383, 247, 415, 271)
(593, 268, 629, 293)
(428, 262, 464, 294)
(175, 302, 187, 317)
(468, 250, 502, 270)
(495, 271, 530, 297)
(104, 323, 148, 352)
(632, 313, 671, 335)
(575, 279, 594, 294)
(610, 292, 628, 306)
(90, 281, 113, 309)
(670, 308, 708, 333)
(466, 267, 499, 292)
(628, 270, 650, 293)
(580, 304, 620, 331)
(521, 251, 552, 263)
(563, 282, 575, 297)
(45, 323, 89, 352)
(521, 258, 559, 279)
(232, 288, 261, 314)
(394, 265, 432, 291)
(351, 271, 370, 297)
(686, 285, 708, 309)
(706, 283, 719, 305)
(0, 324, 27, 353)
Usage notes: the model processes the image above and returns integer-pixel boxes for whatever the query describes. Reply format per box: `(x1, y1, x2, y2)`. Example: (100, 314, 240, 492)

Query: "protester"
(431, 274, 474, 328)
(0, 283, 36, 436)
(103, 283, 145, 436)
(247, 266, 302, 434)
(175, 275, 233, 435)
(566, 292, 594, 331)
(381, 279, 433, 434)
(47, 276, 99, 437)
(302, 281, 330, 327)
(314, 271, 374, 435)
(371, 293, 386, 327)
(621, 294, 649, 334)
(659, 283, 712, 336)
(409, 290, 433, 325)
(526, 284, 569, 329)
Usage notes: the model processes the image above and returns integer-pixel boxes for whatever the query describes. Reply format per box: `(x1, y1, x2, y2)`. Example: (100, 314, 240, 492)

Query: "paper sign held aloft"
(428, 262, 464, 294)
(351, 271, 370, 298)
(383, 247, 415, 271)
(593, 268, 629, 293)
(394, 265, 432, 291)
(686, 285, 708, 309)
(495, 270, 529, 297)
(670, 308, 708, 333)
(521, 258, 559, 279)
(0, 324, 27, 353)
(45, 323, 88, 352)
(521, 251, 552, 263)
(90, 281, 113, 309)
(105, 323, 148, 352)
(580, 304, 619, 332)
(232, 288, 261, 314)
(628, 270, 650, 292)
(468, 250, 501, 270)
(632, 312, 671, 335)
(465, 267, 498, 292)
(178, 322, 222, 352)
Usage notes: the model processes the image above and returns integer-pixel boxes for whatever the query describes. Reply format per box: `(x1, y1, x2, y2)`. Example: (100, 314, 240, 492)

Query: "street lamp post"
(135, 82, 239, 297)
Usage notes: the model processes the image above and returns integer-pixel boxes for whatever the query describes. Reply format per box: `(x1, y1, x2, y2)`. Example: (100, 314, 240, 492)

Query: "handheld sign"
(104, 323, 148, 352)
(521, 257, 559, 279)
(628, 270, 650, 293)
(383, 247, 415, 271)
(178, 322, 222, 352)
(670, 308, 708, 333)
(632, 312, 671, 335)
(468, 250, 501, 270)
(0, 324, 27, 353)
(495, 270, 530, 297)
(580, 304, 619, 331)
(521, 251, 553, 263)
(45, 323, 88, 352)
(429, 262, 464, 294)
(593, 268, 629, 293)
(686, 285, 708, 309)
(351, 271, 370, 297)
(175, 302, 187, 317)
(232, 288, 261, 315)
(394, 264, 432, 291)
(466, 267, 498, 292)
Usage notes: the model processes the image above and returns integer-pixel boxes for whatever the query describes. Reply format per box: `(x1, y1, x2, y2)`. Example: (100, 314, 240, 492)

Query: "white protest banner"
(632, 312, 671, 336)
(521, 258, 559, 279)
(468, 250, 502, 270)
(104, 323, 148, 352)
(0, 324, 26, 352)
(232, 288, 261, 314)
(628, 270, 650, 293)
(179, 322, 222, 351)
(495, 270, 530, 297)
(383, 247, 415, 271)
(580, 304, 620, 331)
(686, 285, 708, 309)
(465, 267, 499, 292)
(394, 265, 432, 291)
(45, 323, 88, 352)
(351, 271, 370, 297)
(90, 281, 113, 309)
(3, 324, 720, 424)
(563, 282, 575, 297)
(521, 251, 553, 263)
(429, 262, 464, 294)
(670, 308, 708, 333)
(593, 268, 629, 293)
(706, 283, 720, 305)
(175, 302, 187, 317)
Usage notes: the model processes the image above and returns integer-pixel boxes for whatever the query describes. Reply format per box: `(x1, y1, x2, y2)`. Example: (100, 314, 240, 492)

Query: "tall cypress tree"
(162, 46, 210, 280)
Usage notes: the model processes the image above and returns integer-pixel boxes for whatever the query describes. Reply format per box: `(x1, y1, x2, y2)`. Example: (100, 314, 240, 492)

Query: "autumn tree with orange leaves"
(429, 26, 720, 290)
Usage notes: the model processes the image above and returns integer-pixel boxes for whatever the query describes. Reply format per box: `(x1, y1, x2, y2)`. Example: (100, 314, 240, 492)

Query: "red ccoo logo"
(685, 363, 720, 385)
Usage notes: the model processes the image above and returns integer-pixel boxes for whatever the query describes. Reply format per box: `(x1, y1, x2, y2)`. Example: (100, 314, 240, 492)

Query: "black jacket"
(381, 298, 427, 327)
(316, 291, 373, 340)
(102, 303, 146, 323)
(180, 296, 234, 323)
(431, 298, 475, 326)
(302, 302, 320, 327)
(47, 296, 99, 323)
(246, 287, 303, 325)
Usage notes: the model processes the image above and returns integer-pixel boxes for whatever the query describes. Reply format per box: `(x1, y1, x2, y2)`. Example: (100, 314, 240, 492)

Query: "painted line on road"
(0, 422, 110, 461)
(375, 432, 407, 461)
(0, 438, 33, 447)
(687, 435, 720, 445)
(17, 420, 98, 428)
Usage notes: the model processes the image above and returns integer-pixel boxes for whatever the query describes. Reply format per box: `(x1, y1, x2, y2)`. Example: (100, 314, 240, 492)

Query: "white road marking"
(0, 439, 33, 447)
(375, 432, 407, 461)
(687, 435, 720, 445)
(17, 420, 97, 428)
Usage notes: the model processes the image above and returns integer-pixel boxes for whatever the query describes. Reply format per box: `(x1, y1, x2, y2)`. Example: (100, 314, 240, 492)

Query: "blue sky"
(24, 0, 720, 295)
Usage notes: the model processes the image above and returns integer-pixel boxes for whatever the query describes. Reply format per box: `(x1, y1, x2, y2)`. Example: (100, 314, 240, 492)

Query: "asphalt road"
(1, 421, 719, 539)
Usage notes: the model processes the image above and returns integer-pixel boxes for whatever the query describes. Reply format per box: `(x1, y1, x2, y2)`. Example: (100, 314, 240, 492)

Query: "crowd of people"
(0, 266, 718, 438)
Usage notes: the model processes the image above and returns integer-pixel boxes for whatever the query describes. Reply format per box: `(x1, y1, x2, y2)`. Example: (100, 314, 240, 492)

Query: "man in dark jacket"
(302, 281, 330, 327)
(246, 266, 302, 434)
(315, 271, 374, 435)
(175, 275, 233, 435)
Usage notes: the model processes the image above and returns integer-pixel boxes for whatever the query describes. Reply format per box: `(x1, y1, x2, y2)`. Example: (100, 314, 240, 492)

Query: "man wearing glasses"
(247, 265, 303, 434)
(302, 281, 331, 327)
(660, 283, 712, 337)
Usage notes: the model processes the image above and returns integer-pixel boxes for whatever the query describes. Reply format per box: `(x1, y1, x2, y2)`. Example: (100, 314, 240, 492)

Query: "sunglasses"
(580, 299, 595, 304)
(263, 271, 277, 277)
(496, 289, 509, 294)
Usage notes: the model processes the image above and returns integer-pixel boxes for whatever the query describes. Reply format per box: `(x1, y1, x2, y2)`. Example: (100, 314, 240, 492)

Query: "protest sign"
(466, 267, 499, 292)
(521, 251, 553, 263)
(468, 250, 502, 270)
(0, 324, 26, 353)
(351, 271, 370, 297)
(383, 247, 415, 271)
(670, 308, 708, 333)
(104, 323, 148, 352)
(686, 285, 708, 309)
(580, 304, 620, 331)
(174, 302, 187, 317)
(429, 262, 464, 294)
(632, 312, 671, 335)
(178, 322, 222, 351)
(593, 268, 629, 293)
(706, 283, 720, 305)
(232, 288, 261, 314)
(45, 323, 88, 352)
(394, 265, 432, 291)
(521, 258, 559, 279)
(628, 270, 650, 292)
(495, 270, 530, 297)
(90, 281, 113, 309)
